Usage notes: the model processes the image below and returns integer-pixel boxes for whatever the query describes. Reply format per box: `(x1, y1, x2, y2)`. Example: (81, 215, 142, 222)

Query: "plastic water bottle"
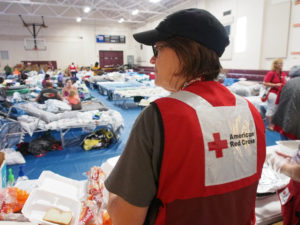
(7, 168, 15, 187)
(16, 166, 29, 183)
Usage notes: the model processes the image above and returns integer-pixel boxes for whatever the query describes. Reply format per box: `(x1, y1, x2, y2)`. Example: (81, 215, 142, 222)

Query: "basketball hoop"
(20, 15, 48, 51)
(24, 38, 47, 51)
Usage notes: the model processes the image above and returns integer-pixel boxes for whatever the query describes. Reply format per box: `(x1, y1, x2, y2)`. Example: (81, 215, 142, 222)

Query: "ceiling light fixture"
(149, 0, 161, 3)
(83, 6, 91, 13)
(76, 17, 82, 22)
(118, 18, 124, 23)
(19, 0, 31, 4)
(132, 9, 139, 15)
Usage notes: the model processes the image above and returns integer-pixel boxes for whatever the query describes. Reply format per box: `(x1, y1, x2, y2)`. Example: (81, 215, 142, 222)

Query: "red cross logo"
(208, 133, 228, 158)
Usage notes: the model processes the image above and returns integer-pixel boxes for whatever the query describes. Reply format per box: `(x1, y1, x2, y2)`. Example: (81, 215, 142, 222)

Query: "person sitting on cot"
(67, 89, 82, 110)
(36, 81, 63, 104)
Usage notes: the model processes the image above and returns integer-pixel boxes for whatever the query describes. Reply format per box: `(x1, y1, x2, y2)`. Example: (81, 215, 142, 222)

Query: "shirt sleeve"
(264, 71, 274, 82)
(104, 103, 163, 207)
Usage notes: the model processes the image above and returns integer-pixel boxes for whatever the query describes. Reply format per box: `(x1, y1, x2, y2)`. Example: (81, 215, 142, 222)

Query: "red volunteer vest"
(69, 65, 76, 72)
(154, 81, 266, 225)
(278, 180, 300, 225)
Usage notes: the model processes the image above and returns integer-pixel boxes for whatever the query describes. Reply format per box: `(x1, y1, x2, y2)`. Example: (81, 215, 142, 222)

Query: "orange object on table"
(102, 210, 112, 225)
(0, 187, 29, 214)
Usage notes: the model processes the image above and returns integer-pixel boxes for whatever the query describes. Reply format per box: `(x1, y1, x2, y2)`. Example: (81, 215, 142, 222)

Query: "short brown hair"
(164, 36, 222, 81)
(45, 80, 53, 88)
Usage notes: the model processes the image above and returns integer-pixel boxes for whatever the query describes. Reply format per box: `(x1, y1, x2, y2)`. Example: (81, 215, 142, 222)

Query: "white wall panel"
(262, 0, 291, 59)
(0, 20, 134, 70)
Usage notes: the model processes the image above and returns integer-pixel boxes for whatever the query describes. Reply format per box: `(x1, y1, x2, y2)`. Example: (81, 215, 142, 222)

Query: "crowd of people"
(1, 62, 88, 111)
(36, 77, 82, 110)
(0, 61, 103, 109)
(2, 61, 102, 81)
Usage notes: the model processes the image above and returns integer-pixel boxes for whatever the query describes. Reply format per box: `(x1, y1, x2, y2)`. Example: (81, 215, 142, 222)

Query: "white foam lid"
(22, 171, 86, 225)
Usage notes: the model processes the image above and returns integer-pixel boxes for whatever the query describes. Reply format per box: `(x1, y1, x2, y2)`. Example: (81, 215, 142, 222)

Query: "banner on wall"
(96, 35, 126, 43)
(96, 35, 105, 43)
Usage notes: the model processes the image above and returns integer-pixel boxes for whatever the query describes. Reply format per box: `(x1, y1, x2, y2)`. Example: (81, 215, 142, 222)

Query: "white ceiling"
(0, 0, 194, 25)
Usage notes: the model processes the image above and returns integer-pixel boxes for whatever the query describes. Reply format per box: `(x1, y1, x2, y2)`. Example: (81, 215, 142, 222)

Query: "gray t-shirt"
(104, 103, 163, 207)
(38, 88, 59, 104)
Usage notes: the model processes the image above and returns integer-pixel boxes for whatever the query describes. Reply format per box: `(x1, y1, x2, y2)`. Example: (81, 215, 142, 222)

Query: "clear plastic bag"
(79, 166, 112, 225)
(291, 144, 300, 164)
(0, 187, 29, 215)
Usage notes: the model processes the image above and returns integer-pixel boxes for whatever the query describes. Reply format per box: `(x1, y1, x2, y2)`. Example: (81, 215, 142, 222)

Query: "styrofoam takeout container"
(22, 171, 86, 225)
(276, 140, 300, 157)
(22, 189, 81, 225)
(36, 171, 86, 200)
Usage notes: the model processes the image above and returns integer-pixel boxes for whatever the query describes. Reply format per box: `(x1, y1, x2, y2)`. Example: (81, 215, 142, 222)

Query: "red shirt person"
(263, 58, 287, 130)
(69, 62, 77, 80)
(263, 60, 287, 95)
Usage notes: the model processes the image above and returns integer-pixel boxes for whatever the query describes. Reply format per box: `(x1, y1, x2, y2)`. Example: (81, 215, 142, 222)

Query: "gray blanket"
(272, 77, 300, 138)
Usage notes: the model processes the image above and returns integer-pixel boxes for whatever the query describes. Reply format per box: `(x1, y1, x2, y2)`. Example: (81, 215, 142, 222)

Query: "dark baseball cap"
(133, 8, 229, 57)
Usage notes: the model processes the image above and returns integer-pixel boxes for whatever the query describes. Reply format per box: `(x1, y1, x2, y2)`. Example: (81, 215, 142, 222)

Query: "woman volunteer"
(105, 8, 266, 225)
(263, 58, 287, 130)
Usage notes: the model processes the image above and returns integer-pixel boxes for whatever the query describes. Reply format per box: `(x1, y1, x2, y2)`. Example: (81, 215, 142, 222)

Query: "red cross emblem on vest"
(208, 133, 228, 158)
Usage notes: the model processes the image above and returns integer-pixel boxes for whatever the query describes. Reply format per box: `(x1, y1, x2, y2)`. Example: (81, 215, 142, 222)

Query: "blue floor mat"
(7, 89, 281, 181)
(265, 127, 281, 146)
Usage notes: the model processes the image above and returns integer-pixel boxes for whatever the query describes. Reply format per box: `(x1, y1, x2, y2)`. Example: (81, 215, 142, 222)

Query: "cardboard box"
(0, 152, 7, 188)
